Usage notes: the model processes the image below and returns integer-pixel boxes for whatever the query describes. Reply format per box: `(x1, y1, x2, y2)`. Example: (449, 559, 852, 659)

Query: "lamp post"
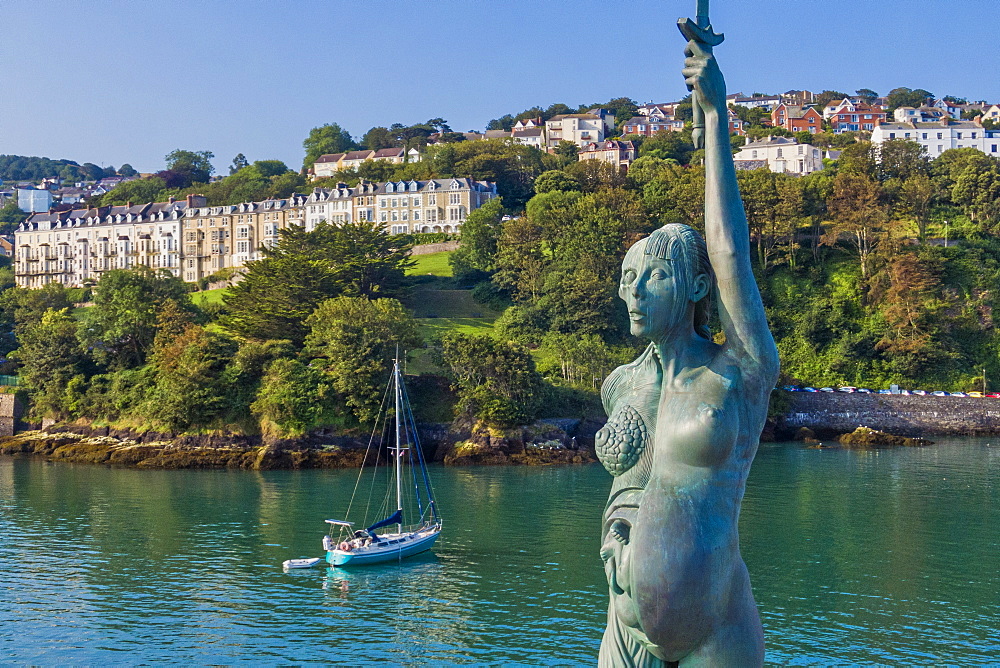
(945, 219, 950, 247)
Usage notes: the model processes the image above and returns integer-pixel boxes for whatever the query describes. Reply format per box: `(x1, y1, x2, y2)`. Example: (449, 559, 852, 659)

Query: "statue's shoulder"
(601, 343, 659, 416)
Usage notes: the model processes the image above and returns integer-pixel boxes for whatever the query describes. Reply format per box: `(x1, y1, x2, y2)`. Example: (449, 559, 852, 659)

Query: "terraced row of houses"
(14, 178, 496, 288)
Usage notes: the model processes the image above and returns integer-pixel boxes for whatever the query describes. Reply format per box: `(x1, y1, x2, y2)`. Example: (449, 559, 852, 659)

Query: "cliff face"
(777, 393, 1000, 438)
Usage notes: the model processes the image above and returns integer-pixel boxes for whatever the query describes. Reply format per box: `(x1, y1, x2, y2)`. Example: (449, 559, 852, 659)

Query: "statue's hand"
(682, 40, 727, 118)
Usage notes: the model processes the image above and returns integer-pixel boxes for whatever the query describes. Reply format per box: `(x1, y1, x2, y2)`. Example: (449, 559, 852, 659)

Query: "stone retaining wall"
(411, 241, 459, 255)
(778, 393, 1000, 437)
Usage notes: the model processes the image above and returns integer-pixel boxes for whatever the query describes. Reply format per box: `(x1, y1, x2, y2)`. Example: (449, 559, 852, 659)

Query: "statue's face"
(619, 240, 685, 339)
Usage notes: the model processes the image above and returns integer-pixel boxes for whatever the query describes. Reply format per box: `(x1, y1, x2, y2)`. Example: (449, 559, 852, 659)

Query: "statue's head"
(619, 223, 713, 340)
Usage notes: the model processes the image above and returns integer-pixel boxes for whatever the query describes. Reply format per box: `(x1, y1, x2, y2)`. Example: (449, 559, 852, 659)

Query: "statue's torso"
(598, 344, 768, 661)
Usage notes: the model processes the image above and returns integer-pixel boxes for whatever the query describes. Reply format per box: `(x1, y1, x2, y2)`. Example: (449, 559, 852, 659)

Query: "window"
(391, 198, 398, 208)
(428, 194, 436, 205)
(402, 211, 408, 221)
(889, 133, 896, 139)
(380, 212, 388, 222)
(993, 145, 998, 152)
(413, 210, 420, 220)
(379, 198, 387, 208)
(449, 193, 461, 205)
(937, 133, 943, 139)
(237, 241, 249, 254)
(391, 211, 398, 221)
(922, 133, 928, 139)
(426, 209, 437, 222)
(957, 132, 963, 139)
(751, 150, 758, 159)
(412, 196, 421, 206)
(776, 148, 783, 158)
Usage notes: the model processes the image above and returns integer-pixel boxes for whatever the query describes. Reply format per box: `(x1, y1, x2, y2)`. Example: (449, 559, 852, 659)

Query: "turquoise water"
(1, 439, 998, 664)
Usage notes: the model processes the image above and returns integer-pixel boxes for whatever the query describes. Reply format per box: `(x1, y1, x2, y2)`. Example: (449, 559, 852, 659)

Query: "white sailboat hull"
(327, 525, 441, 567)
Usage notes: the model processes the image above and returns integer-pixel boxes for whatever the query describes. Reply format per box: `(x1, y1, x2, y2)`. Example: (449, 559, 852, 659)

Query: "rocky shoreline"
(0, 418, 599, 470)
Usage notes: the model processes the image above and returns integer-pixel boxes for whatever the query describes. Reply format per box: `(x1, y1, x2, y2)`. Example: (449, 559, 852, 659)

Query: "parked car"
(912, 389, 927, 396)
(986, 393, 1000, 398)
(802, 387, 818, 392)
(819, 387, 835, 393)
(782, 385, 800, 392)
(878, 389, 892, 395)
(966, 391, 982, 398)
(838, 386, 857, 393)
(931, 390, 949, 396)
(900, 389, 912, 395)
(857, 388, 874, 394)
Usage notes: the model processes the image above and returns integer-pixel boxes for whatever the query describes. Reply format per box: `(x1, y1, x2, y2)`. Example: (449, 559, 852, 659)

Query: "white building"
(17, 188, 52, 213)
(304, 184, 355, 230)
(871, 120, 1000, 158)
(545, 113, 608, 148)
(733, 136, 825, 176)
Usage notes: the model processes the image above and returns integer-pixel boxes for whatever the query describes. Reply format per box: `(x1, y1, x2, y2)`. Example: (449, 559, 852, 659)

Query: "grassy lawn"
(407, 289, 500, 319)
(191, 288, 228, 306)
(407, 250, 453, 277)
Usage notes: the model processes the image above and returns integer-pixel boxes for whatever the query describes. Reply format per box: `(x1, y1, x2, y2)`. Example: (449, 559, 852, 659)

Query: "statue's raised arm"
(683, 39, 779, 375)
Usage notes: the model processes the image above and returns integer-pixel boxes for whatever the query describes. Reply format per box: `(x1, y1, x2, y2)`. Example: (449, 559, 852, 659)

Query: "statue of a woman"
(596, 38, 779, 666)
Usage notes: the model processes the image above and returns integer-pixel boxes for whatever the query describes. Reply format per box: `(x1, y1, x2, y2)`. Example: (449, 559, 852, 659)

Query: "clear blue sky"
(1, 0, 996, 174)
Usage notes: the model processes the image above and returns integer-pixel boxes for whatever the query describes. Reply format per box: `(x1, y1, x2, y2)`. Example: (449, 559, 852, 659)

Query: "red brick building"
(771, 104, 823, 133)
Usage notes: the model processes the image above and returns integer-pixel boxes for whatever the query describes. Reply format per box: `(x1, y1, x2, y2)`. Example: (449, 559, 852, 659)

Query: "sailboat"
(322, 356, 442, 567)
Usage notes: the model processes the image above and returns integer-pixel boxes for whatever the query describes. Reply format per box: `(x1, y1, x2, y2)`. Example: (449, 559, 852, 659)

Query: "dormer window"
(386, 183, 394, 193)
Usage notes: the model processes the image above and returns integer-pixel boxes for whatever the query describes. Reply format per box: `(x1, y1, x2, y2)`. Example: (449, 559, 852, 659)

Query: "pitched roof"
(315, 153, 346, 163)
(373, 148, 404, 158)
(342, 150, 376, 161)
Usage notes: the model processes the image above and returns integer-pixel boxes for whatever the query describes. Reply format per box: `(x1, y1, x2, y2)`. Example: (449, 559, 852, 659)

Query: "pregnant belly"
(628, 489, 738, 657)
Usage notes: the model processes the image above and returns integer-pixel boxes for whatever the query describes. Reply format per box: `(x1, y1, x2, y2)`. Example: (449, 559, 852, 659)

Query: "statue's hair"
(642, 223, 714, 340)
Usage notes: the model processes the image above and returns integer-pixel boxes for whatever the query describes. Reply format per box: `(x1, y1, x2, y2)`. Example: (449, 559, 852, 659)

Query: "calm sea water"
(1, 439, 998, 664)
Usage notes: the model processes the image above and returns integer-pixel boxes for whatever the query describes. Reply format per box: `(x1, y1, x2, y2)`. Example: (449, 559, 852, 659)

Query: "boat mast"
(393, 352, 403, 534)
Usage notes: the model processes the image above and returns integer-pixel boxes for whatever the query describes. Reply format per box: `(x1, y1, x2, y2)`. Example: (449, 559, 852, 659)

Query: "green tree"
(305, 296, 421, 424)
(823, 172, 889, 279)
(886, 87, 934, 111)
(92, 177, 167, 206)
(224, 222, 412, 343)
(251, 358, 336, 437)
(855, 88, 879, 103)
(449, 197, 505, 279)
(229, 153, 249, 175)
(78, 267, 193, 369)
(898, 173, 936, 240)
(14, 308, 85, 419)
(639, 129, 696, 165)
(302, 123, 357, 170)
(813, 90, 850, 109)
(362, 126, 397, 150)
(0, 200, 27, 233)
(534, 170, 581, 194)
(951, 162, 1000, 230)
(440, 332, 543, 428)
(165, 149, 215, 184)
(147, 324, 237, 430)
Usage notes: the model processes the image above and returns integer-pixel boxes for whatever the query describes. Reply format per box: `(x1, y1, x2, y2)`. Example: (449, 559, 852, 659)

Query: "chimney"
(168, 195, 176, 204)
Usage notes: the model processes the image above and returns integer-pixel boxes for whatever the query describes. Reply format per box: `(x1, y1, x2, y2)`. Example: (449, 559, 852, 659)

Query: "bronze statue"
(596, 2, 779, 665)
